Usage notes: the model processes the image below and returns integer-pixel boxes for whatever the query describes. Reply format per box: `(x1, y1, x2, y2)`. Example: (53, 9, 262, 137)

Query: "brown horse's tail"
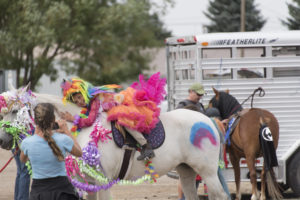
(265, 169, 282, 199)
(259, 117, 282, 199)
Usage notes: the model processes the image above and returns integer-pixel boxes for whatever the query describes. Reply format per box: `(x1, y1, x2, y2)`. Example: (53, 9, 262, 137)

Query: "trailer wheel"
(287, 152, 300, 196)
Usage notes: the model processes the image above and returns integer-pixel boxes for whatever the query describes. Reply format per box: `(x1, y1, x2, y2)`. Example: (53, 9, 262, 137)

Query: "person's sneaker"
(137, 143, 155, 160)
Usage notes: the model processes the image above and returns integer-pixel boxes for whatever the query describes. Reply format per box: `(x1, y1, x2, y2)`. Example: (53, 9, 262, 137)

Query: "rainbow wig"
(61, 78, 121, 105)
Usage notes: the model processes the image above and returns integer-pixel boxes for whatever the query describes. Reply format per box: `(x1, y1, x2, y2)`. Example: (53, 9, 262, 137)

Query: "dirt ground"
(1, 148, 298, 200)
(3, 149, 297, 200)
(0, 149, 254, 200)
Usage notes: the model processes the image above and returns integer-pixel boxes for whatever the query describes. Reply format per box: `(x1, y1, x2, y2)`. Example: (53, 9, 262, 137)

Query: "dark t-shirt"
(176, 99, 205, 114)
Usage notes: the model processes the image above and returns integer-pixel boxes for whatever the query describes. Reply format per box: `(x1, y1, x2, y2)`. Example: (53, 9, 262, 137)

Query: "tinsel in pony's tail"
(130, 72, 166, 105)
(218, 167, 231, 199)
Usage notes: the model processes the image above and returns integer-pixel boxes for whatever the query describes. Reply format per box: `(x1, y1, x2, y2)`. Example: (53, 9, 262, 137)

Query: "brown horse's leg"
(229, 150, 241, 200)
(260, 163, 266, 200)
(245, 156, 259, 200)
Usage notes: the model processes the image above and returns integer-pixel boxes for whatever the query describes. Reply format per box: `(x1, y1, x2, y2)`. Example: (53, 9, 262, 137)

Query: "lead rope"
(240, 87, 265, 108)
(0, 149, 18, 173)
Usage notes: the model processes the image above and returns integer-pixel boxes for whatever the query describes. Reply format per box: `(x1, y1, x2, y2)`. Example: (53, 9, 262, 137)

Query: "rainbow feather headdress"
(61, 78, 121, 105)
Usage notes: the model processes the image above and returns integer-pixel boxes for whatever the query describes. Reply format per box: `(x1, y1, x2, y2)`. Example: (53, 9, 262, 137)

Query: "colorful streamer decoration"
(65, 116, 160, 196)
(71, 107, 88, 137)
(144, 160, 159, 183)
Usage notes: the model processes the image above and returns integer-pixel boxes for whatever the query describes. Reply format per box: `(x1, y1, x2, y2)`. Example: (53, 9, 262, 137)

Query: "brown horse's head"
(209, 87, 242, 119)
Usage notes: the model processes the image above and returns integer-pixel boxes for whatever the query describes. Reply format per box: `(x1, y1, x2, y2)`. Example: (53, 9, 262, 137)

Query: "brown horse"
(209, 88, 281, 200)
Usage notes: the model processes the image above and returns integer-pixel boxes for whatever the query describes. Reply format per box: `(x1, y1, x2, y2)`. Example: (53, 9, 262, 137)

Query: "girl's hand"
(56, 119, 70, 134)
(60, 111, 75, 122)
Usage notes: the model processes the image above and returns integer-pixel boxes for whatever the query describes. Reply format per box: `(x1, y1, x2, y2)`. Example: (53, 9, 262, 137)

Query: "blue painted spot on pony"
(190, 122, 217, 149)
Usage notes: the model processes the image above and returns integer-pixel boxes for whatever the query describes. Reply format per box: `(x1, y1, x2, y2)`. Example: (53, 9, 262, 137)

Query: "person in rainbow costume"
(60, 72, 166, 160)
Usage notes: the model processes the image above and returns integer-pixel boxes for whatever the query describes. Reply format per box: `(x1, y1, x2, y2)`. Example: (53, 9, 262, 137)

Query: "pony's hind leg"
(200, 168, 229, 200)
(260, 165, 266, 200)
(176, 164, 198, 200)
(245, 156, 260, 200)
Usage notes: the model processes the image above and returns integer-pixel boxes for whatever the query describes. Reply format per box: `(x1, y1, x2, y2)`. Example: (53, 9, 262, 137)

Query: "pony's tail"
(265, 169, 282, 199)
(217, 167, 231, 199)
(210, 118, 231, 199)
(259, 117, 282, 199)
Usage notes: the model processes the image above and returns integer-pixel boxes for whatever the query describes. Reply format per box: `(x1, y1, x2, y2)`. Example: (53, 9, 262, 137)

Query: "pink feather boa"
(131, 72, 166, 105)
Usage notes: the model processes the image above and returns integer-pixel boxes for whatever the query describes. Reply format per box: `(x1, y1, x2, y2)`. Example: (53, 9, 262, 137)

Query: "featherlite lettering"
(212, 38, 266, 45)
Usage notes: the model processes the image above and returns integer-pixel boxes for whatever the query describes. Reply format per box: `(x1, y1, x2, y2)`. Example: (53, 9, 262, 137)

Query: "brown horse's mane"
(210, 91, 243, 119)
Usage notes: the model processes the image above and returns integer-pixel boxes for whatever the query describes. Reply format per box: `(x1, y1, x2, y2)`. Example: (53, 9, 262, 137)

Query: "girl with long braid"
(20, 103, 82, 200)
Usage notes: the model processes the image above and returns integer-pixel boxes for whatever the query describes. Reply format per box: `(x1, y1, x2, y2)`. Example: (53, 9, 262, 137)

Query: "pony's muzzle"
(0, 131, 13, 150)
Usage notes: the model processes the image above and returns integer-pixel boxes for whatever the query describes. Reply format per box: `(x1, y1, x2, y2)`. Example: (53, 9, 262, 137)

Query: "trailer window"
(203, 69, 232, 80)
(190, 69, 195, 79)
(182, 50, 195, 60)
(175, 70, 180, 80)
(202, 48, 232, 79)
(236, 47, 265, 57)
(237, 68, 265, 78)
(273, 67, 300, 77)
(182, 69, 188, 79)
(172, 52, 176, 60)
(202, 48, 231, 59)
(272, 46, 300, 57)
(175, 69, 195, 80)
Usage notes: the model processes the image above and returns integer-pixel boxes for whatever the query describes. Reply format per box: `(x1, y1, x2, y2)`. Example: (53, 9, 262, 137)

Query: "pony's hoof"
(250, 194, 259, 200)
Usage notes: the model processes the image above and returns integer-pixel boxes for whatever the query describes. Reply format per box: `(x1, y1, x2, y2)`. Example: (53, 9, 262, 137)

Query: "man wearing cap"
(176, 82, 206, 200)
(176, 83, 205, 113)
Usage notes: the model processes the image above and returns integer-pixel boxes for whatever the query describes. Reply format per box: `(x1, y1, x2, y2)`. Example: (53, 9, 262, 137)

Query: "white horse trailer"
(165, 31, 300, 194)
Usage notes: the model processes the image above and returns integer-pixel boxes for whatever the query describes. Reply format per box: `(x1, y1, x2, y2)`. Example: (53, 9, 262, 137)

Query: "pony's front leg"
(229, 151, 241, 200)
(86, 192, 97, 200)
(98, 189, 111, 200)
(86, 189, 111, 200)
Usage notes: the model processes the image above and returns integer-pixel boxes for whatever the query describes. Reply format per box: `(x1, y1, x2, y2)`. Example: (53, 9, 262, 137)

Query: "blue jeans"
(13, 149, 30, 200)
(179, 180, 201, 200)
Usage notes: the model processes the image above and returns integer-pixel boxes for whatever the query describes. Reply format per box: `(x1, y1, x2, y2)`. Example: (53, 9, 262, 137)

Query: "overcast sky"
(162, 0, 293, 36)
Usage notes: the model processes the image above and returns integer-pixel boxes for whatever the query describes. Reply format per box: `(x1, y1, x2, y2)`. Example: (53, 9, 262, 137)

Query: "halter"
(0, 89, 36, 149)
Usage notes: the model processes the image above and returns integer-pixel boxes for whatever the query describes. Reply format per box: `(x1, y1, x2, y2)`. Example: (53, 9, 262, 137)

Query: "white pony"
(0, 86, 230, 200)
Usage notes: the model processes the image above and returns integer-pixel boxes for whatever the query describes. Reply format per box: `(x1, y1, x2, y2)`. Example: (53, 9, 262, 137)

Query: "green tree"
(204, 0, 266, 32)
(73, 0, 172, 84)
(0, 0, 172, 89)
(282, 0, 300, 30)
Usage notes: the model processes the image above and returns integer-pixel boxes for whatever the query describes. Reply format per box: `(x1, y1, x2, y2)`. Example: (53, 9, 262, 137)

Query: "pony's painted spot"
(190, 122, 217, 149)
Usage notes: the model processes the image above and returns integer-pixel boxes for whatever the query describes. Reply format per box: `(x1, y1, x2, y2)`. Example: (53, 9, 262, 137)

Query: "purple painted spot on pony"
(190, 122, 217, 149)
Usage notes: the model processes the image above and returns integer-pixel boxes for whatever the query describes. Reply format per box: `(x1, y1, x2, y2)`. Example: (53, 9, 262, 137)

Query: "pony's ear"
(212, 87, 220, 100)
(20, 82, 31, 94)
(225, 89, 229, 94)
(18, 82, 31, 96)
(23, 82, 31, 92)
(8, 81, 16, 92)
